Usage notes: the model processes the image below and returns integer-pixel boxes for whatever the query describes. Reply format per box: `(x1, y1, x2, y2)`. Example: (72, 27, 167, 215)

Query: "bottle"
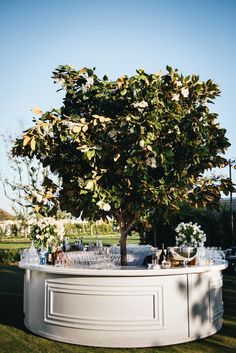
(164, 247, 173, 268)
(62, 239, 67, 252)
(78, 238, 84, 251)
(47, 244, 53, 265)
(166, 247, 173, 262)
(159, 243, 166, 265)
(39, 251, 46, 265)
(52, 245, 57, 265)
(28, 241, 40, 264)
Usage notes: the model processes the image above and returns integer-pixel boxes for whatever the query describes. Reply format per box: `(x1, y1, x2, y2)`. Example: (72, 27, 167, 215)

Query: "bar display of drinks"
(19, 240, 226, 269)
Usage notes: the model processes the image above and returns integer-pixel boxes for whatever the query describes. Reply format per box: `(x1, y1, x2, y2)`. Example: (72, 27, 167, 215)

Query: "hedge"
(0, 249, 21, 264)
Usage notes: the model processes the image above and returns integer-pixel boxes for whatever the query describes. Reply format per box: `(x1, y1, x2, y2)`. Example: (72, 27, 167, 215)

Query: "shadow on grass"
(0, 265, 26, 331)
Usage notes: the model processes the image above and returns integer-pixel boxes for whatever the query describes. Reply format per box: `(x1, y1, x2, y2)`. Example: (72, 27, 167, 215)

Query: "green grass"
(81, 235, 140, 246)
(0, 235, 140, 249)
(0, 265, 235, 353)
(0, 242, 31, 249)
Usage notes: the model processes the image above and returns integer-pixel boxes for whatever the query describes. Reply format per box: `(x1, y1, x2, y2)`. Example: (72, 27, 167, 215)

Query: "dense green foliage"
(0, 249, 20, 264)
(64, 221, 116, 237)
(140, 206, 236, 249)
(13, 65, 233, 264)
(0, 220, 118, 240)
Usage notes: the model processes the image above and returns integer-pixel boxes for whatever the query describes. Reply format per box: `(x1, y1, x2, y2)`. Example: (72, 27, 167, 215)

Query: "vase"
(170, 246, 197, 267)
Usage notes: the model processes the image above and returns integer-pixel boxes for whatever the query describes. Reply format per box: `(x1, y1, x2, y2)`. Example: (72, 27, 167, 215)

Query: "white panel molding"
(44, 280, 165, 331)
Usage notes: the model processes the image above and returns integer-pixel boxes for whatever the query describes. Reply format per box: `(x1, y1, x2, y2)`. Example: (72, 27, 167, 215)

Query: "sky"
(0, 0, 236, 213)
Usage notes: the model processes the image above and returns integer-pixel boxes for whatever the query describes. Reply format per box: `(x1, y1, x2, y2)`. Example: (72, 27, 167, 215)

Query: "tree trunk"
(120, 229, 128, 266)
(116, 211, 139, 267)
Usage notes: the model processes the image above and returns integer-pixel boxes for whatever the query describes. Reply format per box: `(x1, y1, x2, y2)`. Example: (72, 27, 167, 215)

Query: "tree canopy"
(13, 65, 232, 264)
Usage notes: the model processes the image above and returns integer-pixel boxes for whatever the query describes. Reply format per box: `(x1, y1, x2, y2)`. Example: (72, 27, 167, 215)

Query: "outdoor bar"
(13, 61, 232, 349)
(19, 260, 227, 348)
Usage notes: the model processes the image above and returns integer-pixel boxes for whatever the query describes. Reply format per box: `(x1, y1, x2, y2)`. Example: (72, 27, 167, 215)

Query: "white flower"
(172, 93, 180, 102)
(138, 100, 148, 108)
(43, 198, 49, 205)
(133, 100, 148, 112)
(87, 76, 94, 86)
(57, 222, 65, 240)
(176, 80, 182, 87)
(96, 200, 111, 212)
(181, 87, 189, 97)
(55, 78, 66, 88)
(175, 221, 206, 246)
(120, 121, 127, 127)
(130, 127, 134, 133)
(103, 203, 111, 211)
(146, 157, 157, 168)
(108, 130, 117, 138)
(48, 235, 55, 243)
(81, 83, 87, 93)
(81, 76, 94, 93)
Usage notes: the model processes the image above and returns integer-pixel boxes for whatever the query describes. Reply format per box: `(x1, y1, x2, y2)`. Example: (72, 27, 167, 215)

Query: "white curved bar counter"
(19, 261, 227, 348)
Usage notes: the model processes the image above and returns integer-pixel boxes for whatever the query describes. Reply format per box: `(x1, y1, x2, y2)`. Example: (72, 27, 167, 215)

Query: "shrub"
(0, 249, 21, 264)
(64, 221, 116, 238)
(140, 206, 236, 249)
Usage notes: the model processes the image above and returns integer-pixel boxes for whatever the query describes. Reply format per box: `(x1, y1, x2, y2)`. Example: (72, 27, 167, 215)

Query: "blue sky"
(0, 0, 236, 212)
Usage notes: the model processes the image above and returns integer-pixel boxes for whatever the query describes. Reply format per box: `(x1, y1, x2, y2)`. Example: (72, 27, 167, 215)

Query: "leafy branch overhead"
(12, 65, 233, 263)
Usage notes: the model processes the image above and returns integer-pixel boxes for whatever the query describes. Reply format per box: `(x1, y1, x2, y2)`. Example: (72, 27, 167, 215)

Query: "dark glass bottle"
(62, 240, 66, 252)
(165, 247, 173, 267)
(159, 243, 166, 265)
(166, 247, 173, 262)
(47, 244, 53, 265)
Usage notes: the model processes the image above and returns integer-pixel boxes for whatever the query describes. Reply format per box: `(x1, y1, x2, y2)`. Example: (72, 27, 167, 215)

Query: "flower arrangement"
(175, 222, 206, 247)
(29, 218, 64, 249)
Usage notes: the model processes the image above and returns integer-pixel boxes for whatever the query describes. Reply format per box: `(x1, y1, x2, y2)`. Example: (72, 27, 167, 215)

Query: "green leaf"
(86, 149, 95, 160)
(80, 189, 88, 195)
(165, 149, 174, 158)
(12, 64, 231, 231)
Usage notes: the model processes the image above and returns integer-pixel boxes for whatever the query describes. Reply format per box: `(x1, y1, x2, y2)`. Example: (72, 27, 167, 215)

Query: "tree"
(0, 208, 15, 221)
(1, 132, 61, 219)
(13, 65, 233, 265)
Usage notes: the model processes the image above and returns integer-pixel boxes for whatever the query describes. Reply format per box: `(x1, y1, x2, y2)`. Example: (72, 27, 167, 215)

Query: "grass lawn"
(0, 235, 140, 249)
(0, 242, 31, 249)
(0, 265, 235, 353)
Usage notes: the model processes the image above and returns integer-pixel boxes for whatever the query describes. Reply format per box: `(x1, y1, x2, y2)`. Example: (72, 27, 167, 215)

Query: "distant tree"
(13, 65, 233, 264)
(1, 133, 59, 219)
(0, 208, 15, 221)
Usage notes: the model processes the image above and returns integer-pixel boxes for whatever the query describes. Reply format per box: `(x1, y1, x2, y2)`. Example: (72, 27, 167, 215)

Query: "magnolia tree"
(13, 65, 232, 265)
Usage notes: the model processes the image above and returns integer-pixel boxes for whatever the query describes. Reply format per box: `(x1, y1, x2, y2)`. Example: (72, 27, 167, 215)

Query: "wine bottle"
(159, 243, 166, 265)
(47, 244, 53, 265)
(166, 247, 173, 262)
(62, 240, 66, 252)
